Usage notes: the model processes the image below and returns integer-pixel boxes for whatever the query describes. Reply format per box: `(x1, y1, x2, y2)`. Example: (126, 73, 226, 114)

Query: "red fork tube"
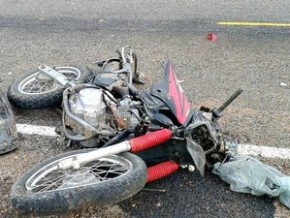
(129, 129, 172, 153)
(71, 129, 172, 168)
(146, 161, 179, 183)
(128, 129, 176, 183)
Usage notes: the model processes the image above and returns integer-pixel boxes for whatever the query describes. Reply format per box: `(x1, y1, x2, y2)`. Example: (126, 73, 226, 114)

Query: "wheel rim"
(18, 67, 82, 95)
(25, 155, 133, 193)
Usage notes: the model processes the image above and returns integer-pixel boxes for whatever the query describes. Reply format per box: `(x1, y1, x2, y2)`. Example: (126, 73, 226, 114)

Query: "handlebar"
(98, 46, 135, 84)
(217, 88, 243, 113)
(212, 88, 243, 118)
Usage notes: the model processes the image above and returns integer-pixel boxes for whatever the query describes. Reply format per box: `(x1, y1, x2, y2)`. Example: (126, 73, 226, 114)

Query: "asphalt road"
(1, 1, 290, 217)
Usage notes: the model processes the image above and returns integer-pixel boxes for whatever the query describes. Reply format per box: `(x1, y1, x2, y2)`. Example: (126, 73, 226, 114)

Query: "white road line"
(16, 124, 57, 137)
(15, 124, 290, 160)
(238, 144, 290, 160)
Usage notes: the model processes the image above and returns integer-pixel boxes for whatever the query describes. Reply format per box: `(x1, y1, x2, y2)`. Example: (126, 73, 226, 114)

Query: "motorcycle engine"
(69, 88, 106, 126)
(66, 87, 140, 147)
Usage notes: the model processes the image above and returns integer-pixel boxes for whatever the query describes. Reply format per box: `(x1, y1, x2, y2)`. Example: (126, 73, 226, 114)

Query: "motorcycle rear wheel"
(11, 151, 147, 215)
(7, 64, 92, 109)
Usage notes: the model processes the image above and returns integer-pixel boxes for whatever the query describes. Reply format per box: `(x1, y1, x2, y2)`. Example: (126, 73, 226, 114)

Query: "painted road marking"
(16, 124, 58, 137)
(16, 124, 290, 159)
(238, 144, 290, 160)
(217, 22, 290, 27)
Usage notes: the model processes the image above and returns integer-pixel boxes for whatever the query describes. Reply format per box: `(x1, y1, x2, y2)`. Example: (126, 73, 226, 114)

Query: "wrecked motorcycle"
(7, 46, 144, 110)
(9, 48, 243, 215)
(7, 46, 146, 148)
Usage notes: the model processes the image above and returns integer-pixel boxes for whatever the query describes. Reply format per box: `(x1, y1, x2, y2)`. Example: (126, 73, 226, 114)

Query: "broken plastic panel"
(0, 90, 17, 155)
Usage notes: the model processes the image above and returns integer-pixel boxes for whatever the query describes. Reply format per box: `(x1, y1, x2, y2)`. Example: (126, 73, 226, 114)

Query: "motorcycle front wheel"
(7, 64, 92, 109)
(11, 151, 147, 215)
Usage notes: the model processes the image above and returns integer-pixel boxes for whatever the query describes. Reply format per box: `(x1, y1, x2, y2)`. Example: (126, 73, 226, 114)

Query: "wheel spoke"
(38, 81, 51, 93)
(19, 67, 81, 95)
(90, 160, 128, 181)
(22, 80, 51, 94)
(26, 155, 132, 193)
(30, 172, 66, 192)
(35, 173, 65, 186)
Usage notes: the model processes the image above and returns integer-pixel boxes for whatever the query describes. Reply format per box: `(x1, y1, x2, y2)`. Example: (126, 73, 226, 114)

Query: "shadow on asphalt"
(120, 170, 275, 218)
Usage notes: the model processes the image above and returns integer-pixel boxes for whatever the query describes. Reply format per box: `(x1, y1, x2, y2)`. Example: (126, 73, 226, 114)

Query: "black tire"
(7, 64, 93, 109)
(10, 151, 147, 215)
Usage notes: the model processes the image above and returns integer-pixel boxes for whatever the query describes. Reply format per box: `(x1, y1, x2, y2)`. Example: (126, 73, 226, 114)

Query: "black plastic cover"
(0, 90, 17, 155)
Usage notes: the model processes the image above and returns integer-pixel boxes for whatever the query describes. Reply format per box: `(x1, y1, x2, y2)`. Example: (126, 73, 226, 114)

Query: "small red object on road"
(207, 33, 217, 42)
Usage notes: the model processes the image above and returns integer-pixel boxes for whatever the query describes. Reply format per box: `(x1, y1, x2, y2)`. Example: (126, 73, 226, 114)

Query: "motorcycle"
(8, 47, 243, 215)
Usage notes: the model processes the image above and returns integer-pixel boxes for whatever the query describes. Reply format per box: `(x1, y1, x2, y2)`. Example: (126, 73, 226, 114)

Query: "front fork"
(57, 129, 180, 183)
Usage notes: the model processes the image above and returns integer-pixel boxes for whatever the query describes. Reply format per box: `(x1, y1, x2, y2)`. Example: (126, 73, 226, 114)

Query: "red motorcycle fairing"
(149, 61, 191, 126)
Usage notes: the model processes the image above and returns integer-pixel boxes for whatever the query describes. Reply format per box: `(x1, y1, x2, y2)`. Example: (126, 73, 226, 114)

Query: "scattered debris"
(280, 82, 288, 87)
(156, 202, 161, 207)
(98, 19, 104, 24)
(207, 33, 217, 42)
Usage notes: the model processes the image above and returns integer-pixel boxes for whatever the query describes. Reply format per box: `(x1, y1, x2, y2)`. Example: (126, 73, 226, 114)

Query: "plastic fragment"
(280, 82, 287, 87)
(207, 33, 217, 41)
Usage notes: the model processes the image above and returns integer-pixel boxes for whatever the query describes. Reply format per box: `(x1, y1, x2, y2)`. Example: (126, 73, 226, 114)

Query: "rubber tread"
(10, 151, 147, 215)
(7, 64, 93, 109)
